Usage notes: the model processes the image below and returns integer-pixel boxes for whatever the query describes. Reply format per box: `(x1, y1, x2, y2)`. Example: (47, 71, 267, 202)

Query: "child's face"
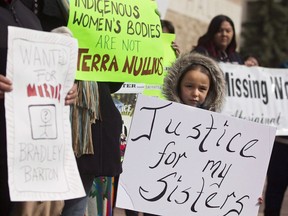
(179, 69, 210, 107)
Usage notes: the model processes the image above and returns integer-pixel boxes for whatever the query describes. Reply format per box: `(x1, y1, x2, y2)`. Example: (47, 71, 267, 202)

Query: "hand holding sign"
(0, 74, 13, 99)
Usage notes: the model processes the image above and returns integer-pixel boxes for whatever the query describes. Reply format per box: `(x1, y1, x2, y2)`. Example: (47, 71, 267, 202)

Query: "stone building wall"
(161, 0, 243, 53)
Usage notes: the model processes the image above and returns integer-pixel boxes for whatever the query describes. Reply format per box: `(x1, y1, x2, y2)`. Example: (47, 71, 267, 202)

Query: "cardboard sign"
(68, 0, 176, 84)
(5, 27, 85, 201)
(116, 94, 276, 215)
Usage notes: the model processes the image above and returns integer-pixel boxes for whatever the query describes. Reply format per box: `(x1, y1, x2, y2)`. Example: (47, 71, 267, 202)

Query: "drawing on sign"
(29, 104, 57, 140)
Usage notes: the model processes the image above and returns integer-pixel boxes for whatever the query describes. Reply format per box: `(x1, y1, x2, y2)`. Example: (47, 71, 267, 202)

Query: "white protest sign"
(116, 94, 276, 215)
(221, 63, 288, 135)
(5, 26, 85, 201)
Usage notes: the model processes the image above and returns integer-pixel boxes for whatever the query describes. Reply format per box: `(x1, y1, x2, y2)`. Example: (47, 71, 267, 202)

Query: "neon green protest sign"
(68, 0, 166, 84)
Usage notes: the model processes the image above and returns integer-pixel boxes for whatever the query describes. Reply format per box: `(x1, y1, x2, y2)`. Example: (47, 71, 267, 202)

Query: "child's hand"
(0, 74, 13, 99)
(65, 83, 77, 105)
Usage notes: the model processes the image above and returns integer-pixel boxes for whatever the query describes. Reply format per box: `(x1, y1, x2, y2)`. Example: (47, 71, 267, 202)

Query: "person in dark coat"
(0, 0, 77, 215)
(192, 14, 258, 66)
(0, 1, 45, 214)
(34, 2, 123, 215)
(60, 80, 123, 216)
(264, 62, 288, 216)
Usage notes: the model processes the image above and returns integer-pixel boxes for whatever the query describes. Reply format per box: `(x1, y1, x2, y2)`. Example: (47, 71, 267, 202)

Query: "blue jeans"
(61, 173, 95, 216)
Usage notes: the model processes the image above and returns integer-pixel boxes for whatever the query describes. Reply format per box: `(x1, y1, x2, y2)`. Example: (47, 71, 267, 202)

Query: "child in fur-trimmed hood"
(162, 52, 226, 112)
(162, 52, 266, 206)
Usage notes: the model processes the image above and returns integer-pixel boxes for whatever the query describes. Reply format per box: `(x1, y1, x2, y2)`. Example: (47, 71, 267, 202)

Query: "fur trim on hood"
(162, 52, 226, 112)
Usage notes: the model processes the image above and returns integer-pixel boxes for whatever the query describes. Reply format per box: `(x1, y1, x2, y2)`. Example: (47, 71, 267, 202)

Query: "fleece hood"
(162, 52, 226, 112)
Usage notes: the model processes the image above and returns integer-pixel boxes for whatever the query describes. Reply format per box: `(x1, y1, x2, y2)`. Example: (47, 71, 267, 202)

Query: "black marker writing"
(131, 103, 172, 141)
(149, 141, 187, 169)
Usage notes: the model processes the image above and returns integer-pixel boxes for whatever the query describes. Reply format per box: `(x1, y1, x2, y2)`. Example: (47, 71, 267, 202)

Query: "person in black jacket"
(264, 62, 288, 216)
(0, 1, 47, 215)
(192, 14, 258, 66)
(34, 1, 123, 215)
(0, 0, 77, 215)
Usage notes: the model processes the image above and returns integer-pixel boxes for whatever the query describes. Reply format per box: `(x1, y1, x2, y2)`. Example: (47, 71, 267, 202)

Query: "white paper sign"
(116, 94, 276, 216)
(221, 63, 288, 135)
(5, 26, 85, 201)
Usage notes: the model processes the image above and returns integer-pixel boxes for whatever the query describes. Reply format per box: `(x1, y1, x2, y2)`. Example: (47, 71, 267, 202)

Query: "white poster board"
(116, 94, 276, 215)
(5, 26, 85, 201)
(221, 63, 288, 135)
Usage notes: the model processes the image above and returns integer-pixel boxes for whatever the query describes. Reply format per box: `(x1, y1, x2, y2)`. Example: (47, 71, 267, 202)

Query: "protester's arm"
(0, 75, 13, 99)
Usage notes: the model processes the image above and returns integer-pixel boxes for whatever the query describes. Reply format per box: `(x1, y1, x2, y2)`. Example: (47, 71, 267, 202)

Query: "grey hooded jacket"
(162, 52, 226, 112)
